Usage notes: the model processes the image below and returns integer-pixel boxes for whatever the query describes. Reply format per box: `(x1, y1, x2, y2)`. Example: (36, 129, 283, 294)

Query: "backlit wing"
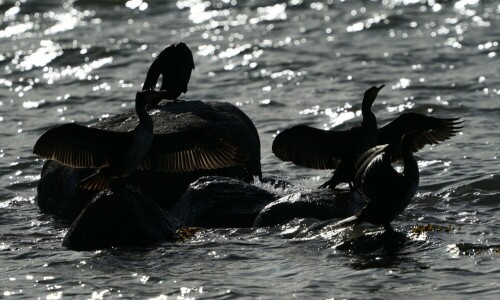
(355, 145, 401, 197)
(33, 123, 130, 168)
(378, 113, 463, 160)
(139, 131, 249, 172)
(272, 125, 352, 169)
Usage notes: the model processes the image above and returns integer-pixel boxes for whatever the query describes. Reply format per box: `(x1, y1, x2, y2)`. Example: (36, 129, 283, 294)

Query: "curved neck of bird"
(401, 135, 419, 182)
(361, 98, 376, 128)
(135, 98, 153, 132)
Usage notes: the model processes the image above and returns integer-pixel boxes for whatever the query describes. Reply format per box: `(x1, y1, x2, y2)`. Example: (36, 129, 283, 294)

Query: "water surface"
(1, 0, 499, 298)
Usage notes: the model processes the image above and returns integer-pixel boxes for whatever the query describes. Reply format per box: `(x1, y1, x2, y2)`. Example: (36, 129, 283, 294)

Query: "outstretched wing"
(272, 125, 354, 170)
(139, 131, 249, 172)
(378, 113, 463, 160)
(354, 145, 389, 189)
(355, 145, 401, 197)
(33, 123, 130, 168)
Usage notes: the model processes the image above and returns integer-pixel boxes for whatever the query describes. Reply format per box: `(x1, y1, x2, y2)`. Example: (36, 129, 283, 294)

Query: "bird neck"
(362, 101, 376, 128)
(401, 136, 419, 182)
(135, 99, 153, 132)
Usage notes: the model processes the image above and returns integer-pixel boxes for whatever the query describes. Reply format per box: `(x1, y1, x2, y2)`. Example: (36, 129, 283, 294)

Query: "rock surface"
(37, 100, 261, 222)
(62, 184, 183, 251)
(254, 189, 367, 227)
(171, 176, 277, 228)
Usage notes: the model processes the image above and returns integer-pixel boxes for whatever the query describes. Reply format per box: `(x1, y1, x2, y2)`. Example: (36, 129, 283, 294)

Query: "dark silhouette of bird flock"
(33, 42, 463, 233)
(273, 85, 462, 231)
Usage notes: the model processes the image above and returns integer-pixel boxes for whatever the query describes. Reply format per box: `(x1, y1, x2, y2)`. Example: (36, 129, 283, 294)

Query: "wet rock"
(37, 100, 261, 222)
(171, 176, 277, 228)
(62, 184, 183, 251)
(254, 189, 366, 227)
(334, 230, 408, 256)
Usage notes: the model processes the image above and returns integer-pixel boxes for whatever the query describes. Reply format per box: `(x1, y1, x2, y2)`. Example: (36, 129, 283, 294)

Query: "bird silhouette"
(142, 42, 195, 105)
(272, 85, 462, 189)
(331, 130, 424, 231)
(33, 90, 248, 191)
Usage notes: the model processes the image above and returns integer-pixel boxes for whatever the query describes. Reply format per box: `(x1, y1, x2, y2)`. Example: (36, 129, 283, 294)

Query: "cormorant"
(142, 42, 195, 106)
(331, 130, 423, 231)
(272, 85, 462, 189)
(33, 90, 248, 191)
(272, 85, 384, 189)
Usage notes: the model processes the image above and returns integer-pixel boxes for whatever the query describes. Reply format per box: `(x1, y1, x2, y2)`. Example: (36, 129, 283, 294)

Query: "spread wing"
(139, 131, 249, 172)
(378, 113, 463, 161)
(354, 145, 389, 189)
(33, 123, 130, 168)
(354, 145, 401, 197)
(272, 125, 353, 169)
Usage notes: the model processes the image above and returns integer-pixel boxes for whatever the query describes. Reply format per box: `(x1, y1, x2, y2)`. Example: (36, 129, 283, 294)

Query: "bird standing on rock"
(33, 90, 248, 191)
(142, 42, 195, 106)
(272, 85, 384, 189)
(272, 85, 462, 189)
(331, 130, 424, 231)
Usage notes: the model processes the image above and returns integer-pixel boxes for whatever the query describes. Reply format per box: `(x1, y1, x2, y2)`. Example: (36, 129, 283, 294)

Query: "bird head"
(362, 84, 385, 108)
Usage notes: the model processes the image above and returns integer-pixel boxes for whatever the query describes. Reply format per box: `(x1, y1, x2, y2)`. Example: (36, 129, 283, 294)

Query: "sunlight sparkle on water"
(393, 78, 411, 89)
(42, 57, 113, 83)
(126, 0, 149, 11)
(91, 290, 110, 299)
(218, 44, 251, 59)
(0, 23, 34, 38)
(325, 109, 356, 128)
(46, 292, 63, 300)
(23, 99, 45, 109)
(43, 11, 80, 35)
(19, 41, 63, 71)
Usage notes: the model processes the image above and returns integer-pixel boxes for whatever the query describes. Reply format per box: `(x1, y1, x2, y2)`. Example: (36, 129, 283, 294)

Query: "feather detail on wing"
(272, 125, 352, 169)
(139, 131, 249, 172)
(378, 113, 463, 161)
(33, 123, 130, 168)
(77, 170, 110, 191)
(355, 144, 403, 199)
(354, 145, 389, 189)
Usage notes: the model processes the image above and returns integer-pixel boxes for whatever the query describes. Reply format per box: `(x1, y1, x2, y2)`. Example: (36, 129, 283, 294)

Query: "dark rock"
(37, 161, 95, 222)
(334, 230, 409, 258)
(62, 184, 183, 251)
(171, 176, 277, 228)
(254, 189, 367, 227)
(37, 100, 261, 222)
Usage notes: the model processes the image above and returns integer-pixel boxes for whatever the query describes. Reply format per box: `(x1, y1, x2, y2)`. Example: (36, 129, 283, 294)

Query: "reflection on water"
(0, 0, 499, 298)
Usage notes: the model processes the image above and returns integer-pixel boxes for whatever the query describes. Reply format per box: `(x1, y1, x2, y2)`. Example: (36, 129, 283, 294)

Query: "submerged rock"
(254, 189, 366, 227)
(37, 100, 261, 222)
(62, 184, 183, 251)
(171, 176, 277, 228)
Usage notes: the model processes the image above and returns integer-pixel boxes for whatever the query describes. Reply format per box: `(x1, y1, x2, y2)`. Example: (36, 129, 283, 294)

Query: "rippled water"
(1, 0, 499, 298)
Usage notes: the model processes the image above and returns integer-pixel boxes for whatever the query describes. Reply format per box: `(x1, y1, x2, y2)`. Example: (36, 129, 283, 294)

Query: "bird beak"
(377, 84, 385, 91)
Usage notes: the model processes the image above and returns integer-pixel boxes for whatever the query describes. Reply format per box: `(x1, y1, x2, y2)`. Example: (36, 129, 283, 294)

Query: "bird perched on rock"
(331, 130, 425, 231)
(142, 42, 195, 105)
(33, 90, 248, 191)
(273, 85, 384, 189)
(272, 85, 462, 189)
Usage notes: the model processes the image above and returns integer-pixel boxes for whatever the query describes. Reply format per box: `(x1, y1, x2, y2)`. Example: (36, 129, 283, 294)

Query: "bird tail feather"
(77, 171, 109, 191)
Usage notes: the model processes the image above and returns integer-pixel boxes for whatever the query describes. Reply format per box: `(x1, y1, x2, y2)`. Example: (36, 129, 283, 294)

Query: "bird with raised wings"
(33, 90, 248, 191)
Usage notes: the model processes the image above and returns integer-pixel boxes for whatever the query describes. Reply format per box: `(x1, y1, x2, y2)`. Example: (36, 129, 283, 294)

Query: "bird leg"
(318, 175, 340, 189)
